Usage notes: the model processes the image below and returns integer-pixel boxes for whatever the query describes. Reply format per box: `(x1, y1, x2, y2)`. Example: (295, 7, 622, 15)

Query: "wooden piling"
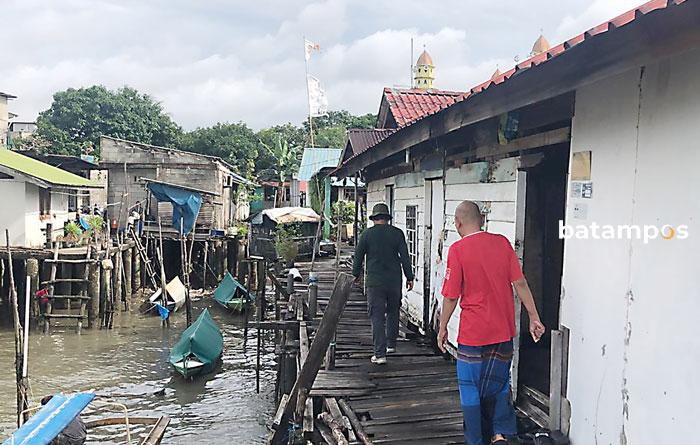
(26, 259, 39, 322)
(6, 230, 29, 426)
(101, 259, 114, 328)
(133, 245, 141, 293)
(124, 246, 133, 298)
(88, 260, 100, 328)
(113, 250, 123, 311)
(269, 273, 354, 443)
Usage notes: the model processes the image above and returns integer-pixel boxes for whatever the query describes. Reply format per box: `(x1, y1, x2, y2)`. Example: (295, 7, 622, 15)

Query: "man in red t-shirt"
(438, 201, 544, 445)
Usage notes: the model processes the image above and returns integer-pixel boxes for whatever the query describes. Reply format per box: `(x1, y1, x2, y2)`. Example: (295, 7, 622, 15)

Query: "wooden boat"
(169, 308, 223, 379)
(213, 272, 254, 312)
(146, 276, 187, 317)
(2, 392, 169, 445)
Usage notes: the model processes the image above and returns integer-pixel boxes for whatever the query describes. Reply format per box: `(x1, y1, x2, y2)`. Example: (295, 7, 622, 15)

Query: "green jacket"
(352, 224, 414, 288)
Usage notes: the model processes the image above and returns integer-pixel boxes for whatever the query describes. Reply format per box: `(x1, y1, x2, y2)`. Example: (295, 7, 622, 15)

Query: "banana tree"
(259, 136, 300, 207)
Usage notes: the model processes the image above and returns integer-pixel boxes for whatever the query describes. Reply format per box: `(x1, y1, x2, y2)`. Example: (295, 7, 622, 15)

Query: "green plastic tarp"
(169, 309, 223, 369)
(213, 272, 253, 306)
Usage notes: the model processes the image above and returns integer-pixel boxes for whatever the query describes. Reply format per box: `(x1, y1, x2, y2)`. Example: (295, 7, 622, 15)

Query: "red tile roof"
(383, 88, 465, 128)
(339, 0, 687, 171)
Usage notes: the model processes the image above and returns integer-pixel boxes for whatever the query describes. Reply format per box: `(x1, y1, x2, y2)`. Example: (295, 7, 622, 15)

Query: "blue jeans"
(366, 285, 401, 357)
(456, 341, 516, 444)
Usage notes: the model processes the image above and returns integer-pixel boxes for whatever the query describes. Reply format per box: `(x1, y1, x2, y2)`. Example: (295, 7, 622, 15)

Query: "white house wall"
(562, 48, 700, 444)
(0, 180, 27, 245)
(365, 157, 519, 339)
(24, 184, 73, 247)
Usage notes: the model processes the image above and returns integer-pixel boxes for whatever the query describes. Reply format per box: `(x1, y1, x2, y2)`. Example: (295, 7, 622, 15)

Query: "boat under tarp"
(2, 392, 95, 445)
(213, 272, 254, 312)
(169, 308, 223, 379)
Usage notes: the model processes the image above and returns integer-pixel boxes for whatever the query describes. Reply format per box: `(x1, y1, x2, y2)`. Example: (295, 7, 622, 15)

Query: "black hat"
(369, 203, 392, 220)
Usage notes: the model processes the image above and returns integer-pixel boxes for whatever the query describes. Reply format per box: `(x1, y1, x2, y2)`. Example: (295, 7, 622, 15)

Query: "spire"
(413, 47, 435, 89)
(491, 67, 502, 80)
(530, 34, 550, 56)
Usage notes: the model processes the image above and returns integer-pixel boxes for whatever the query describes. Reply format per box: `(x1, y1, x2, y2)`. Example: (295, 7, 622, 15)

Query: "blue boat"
(2, 392, 94, 445)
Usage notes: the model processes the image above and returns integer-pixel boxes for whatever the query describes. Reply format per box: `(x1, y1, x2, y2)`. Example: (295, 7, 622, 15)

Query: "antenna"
(410, 37, 414, 88)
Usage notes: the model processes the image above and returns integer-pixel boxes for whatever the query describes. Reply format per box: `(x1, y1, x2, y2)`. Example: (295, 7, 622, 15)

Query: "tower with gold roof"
(413, 49, 435, 89)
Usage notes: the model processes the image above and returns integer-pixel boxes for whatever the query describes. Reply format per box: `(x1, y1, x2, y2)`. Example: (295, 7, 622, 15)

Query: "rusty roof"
(346, 129, 395, 156)
(381, 88, 465, 128)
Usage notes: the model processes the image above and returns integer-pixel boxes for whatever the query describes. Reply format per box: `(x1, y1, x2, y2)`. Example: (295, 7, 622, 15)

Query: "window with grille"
(406, 205, 418, 271)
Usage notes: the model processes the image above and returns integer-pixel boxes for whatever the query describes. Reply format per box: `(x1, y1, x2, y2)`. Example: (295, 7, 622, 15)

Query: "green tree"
(36, 85, 181, 157)
(259, 136, 301, 206)
(178, 122, 259, 177)
(255, 123, 307, 178)
(304, 110, 376, 149)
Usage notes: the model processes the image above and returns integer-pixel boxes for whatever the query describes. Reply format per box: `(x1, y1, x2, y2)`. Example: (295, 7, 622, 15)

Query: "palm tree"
(259, 136, 300, 207)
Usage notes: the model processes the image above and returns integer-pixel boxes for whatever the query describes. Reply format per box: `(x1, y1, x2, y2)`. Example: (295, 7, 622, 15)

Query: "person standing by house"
(438, 200, 545, 445)
(352, 203, 414, 365)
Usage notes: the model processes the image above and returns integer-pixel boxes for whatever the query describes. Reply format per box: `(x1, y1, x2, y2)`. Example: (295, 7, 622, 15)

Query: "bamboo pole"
(6, 230, 29, 426)
(180, 217, 192, 327)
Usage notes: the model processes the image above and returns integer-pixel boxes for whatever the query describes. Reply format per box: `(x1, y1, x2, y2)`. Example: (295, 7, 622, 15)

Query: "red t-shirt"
(441, 231, 523, 346)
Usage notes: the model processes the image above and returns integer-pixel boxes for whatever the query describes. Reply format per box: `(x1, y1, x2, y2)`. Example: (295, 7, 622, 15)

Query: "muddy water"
(0, 297, 275, 444)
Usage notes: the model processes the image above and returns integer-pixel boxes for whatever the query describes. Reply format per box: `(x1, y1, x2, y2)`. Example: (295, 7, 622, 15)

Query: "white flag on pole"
(307, 75, 328, 117)
(304, 39, 320, 61)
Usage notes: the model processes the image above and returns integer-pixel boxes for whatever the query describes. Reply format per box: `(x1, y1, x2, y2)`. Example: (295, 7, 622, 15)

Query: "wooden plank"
(141, 416, 170, 445)
(444, 162, 488, 185)
(549, 329, 563, 431)
(303, 397, 314, 434)
(268, 273, 354, 444)
(444, 181, 515, 202)
(271, 394, 289, 430)
(338, 398, 373, 445)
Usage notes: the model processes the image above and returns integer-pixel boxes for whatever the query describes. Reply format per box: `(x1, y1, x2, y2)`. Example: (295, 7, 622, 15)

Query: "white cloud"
(2, 0, 623, 131)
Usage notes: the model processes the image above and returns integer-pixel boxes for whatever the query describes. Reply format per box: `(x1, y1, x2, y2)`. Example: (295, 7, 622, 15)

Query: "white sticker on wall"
(570, 180, 593, 199)
(572, 202, 588, 219)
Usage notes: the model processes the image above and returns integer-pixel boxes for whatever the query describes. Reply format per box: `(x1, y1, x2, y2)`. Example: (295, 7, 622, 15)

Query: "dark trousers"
(366, 285, 401, 357)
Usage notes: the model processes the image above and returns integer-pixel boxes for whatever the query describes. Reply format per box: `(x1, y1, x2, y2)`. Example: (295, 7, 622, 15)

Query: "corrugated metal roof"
(346, 129, 395, 156)
(0, 149, 98, 188)
(383, 88, 465, 128)
(297, 147, 342, 181)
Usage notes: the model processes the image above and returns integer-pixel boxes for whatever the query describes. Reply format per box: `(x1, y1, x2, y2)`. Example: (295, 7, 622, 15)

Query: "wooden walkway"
(304, 254, 466, 444)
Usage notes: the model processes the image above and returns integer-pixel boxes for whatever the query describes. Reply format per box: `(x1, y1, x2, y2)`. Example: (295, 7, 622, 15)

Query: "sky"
(3, 0, 643, 131)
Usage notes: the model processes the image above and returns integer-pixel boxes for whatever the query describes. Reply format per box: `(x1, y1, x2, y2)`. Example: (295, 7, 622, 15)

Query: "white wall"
(0, 180, 27, 245)
(24, 184, 73, 247)
(562, 48, 700, 444)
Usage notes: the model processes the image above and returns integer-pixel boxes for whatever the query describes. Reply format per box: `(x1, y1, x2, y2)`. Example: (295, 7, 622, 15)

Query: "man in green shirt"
(353, 203, 414, 364)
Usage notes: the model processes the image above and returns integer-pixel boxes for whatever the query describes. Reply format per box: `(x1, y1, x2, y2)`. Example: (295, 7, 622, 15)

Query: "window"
(68, 189, 77, 212)
(39, 188, 51, 215)
(406, 205, 418, 271)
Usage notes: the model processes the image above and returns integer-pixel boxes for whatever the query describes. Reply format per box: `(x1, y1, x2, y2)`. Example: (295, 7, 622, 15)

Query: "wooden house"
(100, 136, 253, 236)
(335, 1, 700, 442)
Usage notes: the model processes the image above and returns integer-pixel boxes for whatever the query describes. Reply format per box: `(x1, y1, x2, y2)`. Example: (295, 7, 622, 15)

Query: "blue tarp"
(2, 392, 95, 445)
(147, 182, 202, 234)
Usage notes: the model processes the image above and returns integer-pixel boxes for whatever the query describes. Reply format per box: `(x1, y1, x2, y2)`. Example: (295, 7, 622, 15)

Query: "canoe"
(213, 272, 254, 312)
(169, 308, 223, 379)
(148, 276, 187, 315)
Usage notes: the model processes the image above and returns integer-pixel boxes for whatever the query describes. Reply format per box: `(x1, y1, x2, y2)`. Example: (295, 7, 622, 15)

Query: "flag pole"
(303, 36, 315, 148)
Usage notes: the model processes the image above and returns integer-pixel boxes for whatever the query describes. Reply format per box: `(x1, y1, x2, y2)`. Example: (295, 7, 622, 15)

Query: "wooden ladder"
(129, 226, 158, 290)
(43, 244, 92, 334)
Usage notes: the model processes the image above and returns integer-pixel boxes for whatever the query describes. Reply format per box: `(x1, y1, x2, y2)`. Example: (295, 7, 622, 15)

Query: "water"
(0, 296, 276, 444)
